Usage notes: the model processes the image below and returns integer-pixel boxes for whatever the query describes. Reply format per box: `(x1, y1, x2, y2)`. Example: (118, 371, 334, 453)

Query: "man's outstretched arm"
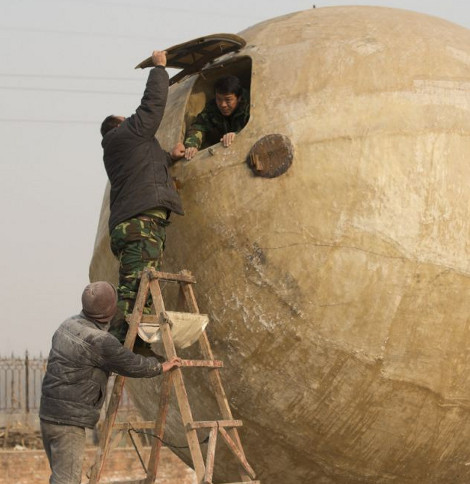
(128, 50, 169, 139)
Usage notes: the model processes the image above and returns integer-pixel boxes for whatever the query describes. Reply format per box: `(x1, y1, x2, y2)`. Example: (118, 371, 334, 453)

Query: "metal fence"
(0, 352, 46, 413)
(0, 352, 134, 414)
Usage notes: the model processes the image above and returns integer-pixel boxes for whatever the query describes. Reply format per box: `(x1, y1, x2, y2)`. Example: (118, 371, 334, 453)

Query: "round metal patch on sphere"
(247, 134, 294, 178)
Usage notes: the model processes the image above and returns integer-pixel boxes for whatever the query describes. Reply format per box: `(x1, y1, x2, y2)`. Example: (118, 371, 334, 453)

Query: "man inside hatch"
(100, 50, 185, 350)
(182, 75, 250, 159)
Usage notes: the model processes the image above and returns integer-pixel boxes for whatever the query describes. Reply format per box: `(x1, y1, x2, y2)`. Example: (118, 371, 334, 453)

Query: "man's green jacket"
(184, 89, 250, 149)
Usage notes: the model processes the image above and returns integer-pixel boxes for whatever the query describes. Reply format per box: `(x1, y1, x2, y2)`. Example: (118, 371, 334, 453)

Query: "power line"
(0, 25, 175, 42)
(0, 86, 138, 95)
(0, 118, 97, 125)
(19, 0, 256, 20)
(0, 3, 259, 42)
(0, 73, 143, 82)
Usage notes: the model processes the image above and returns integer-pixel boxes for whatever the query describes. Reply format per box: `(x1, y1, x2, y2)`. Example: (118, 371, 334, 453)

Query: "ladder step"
(218, 481, 261, 484)
(182, 359, 223, 368)
(188, 419, 243, 430)
(104, 480, 146, 484)
(112, 421, 157, 431)
(105, 481, 146, 484)
(138, 312, 208, 325)
(139, 314, 160, 324)
(151, 269, 196, 283)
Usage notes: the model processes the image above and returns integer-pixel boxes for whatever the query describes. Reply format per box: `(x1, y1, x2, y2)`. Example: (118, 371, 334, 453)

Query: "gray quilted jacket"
(40, 313, 161, 428)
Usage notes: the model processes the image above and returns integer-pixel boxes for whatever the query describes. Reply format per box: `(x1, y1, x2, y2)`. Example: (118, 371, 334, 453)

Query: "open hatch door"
(135, 33, 246, 85)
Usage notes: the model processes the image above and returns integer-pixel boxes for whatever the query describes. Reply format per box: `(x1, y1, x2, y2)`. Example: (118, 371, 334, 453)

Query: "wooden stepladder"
(88, 267, 259, 484)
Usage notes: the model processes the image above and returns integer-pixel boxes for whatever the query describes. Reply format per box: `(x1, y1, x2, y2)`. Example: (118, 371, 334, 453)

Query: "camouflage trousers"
(109, 215, 169, 343)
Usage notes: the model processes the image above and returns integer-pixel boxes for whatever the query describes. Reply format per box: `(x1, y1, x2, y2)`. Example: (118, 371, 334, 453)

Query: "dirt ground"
(0, 447, 197, 484)
(0, 417, 197, 483)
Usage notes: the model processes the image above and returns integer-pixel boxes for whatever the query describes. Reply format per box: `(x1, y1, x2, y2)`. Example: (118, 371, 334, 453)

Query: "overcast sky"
(1, 0, 469, 356)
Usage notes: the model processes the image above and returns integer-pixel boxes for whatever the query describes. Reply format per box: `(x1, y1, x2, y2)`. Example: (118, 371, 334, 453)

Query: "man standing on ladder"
(100, 50, 185, 352)
(39, 281, 181, 484)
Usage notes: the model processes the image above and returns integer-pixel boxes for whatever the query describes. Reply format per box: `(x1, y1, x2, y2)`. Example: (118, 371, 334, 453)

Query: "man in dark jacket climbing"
(39, 281, 181, 484)
(100, 50, 185, 346)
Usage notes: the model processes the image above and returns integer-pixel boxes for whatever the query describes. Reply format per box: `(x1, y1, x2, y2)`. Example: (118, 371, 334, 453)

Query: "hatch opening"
(183, 56, 252, 151)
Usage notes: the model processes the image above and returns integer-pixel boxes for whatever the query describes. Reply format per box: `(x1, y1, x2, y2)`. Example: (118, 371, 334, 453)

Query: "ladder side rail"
(176, 281, 188, 312)
(180, 283, 233, 416)
(88, 375, 126, 483)
(124, 272, 151, 348)
(180, 282, 253, 482)
(89, 271, 151, 483)
(160, 321, 207, 482)
(218, 427, 257, 480)
(143, 371, 173, 484)
(148, 279, 207, 481)
(203, 427, 218, 484)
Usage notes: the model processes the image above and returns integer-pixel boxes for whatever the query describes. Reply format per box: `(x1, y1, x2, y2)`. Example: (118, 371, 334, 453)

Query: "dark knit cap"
(81, 281, 117, 323)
